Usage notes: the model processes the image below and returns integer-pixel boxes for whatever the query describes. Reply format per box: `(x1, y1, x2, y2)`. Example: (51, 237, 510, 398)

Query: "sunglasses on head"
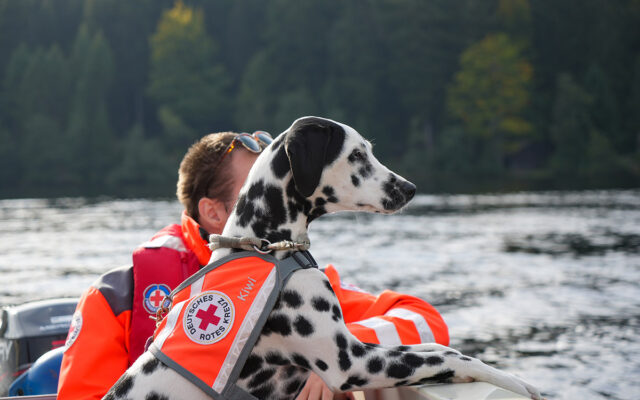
(226, 131, 274, 154)
(204, 131, 274, 197)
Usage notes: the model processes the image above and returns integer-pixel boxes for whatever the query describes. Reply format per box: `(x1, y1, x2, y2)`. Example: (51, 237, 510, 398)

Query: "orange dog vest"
(149, 251, 316, 399)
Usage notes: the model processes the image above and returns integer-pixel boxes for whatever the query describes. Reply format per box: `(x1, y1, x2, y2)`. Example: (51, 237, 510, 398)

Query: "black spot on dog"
(323, 280, 334, 293)
(386, 363, 413, 379)
(240, 355, 264, 379)
(351, 174, 360, 186)
(284, 365, 298, 378)
(340, 375, 369, 391)
(265, 229, 292, 244)
(394, 380, 409, 387)
(444, 351, 460, 356)
(315, 197, 327, 207)
(315, 359, 329, 371)
(287, 200, 299, 222)
(311, 296, 331, 312)
(292, 353, 311, 369)
(351, 343, 368, 357)
(247, 180, 265, 200)
(347, 149, 366, 164)
(460, 356, 473, 361)
(322, 186, 335, 197)
(249, 368, 277, 388)
(358, 164, 373, 178)
(293, 315, 314, 336)
(335, 333, 348, 349)
(331, 305, 342, 321)
(265, 352, 289, 365)
(286, 379, 304, 395)
(113, 374, 134, 398)
(145, 392, 169, 400)
(418, 369, 455, 384)
(236, 195, 256, 227)
(424, 356, 445, 366)
(286, 177, 313, 221)
(272, 146, 290, 178)
(367, 357, 385, 373)
(250, 384, 275, 399)
(308, 206, 326, 223)
(338, 350, 352, 371)
(387, 350, 403, 358)
(282, 290, 303, 308)
(263, 313, 292, 336)
(402, 353, 424, 368)
(264, 185, 287, 228)
(141, 357, 162, 374)
(322, 186, 339, 202)
(395, 345, 410, 351)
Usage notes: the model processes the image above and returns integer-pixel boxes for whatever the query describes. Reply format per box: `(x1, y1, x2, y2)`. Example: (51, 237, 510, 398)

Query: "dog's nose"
(399, 180, 416, 200)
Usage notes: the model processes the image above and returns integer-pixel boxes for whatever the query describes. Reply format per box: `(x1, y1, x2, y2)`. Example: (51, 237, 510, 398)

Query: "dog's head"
(271, 116, 416, 217)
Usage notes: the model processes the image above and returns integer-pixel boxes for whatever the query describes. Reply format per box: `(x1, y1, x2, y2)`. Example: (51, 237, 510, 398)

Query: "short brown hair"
(177, 132, 237, 221)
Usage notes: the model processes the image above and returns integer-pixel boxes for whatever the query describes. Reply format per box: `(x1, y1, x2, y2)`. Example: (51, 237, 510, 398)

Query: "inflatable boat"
(0, 299, 528, 400)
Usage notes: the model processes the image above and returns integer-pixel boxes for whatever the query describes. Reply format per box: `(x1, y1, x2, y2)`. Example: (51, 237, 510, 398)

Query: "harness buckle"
(150, 295, 173, 327)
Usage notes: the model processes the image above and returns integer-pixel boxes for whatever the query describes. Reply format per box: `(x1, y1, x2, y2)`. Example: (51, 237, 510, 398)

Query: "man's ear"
(284, 117, 345, 198)
(197, 197, 229, 234)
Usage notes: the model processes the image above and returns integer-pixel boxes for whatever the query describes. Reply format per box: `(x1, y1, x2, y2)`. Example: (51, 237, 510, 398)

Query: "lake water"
(1, 190, 639, 400)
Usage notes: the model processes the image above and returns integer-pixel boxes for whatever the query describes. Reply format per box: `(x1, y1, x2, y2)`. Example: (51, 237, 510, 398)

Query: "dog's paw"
(490, 371, 542, 400)
(466, 361, 541, 400)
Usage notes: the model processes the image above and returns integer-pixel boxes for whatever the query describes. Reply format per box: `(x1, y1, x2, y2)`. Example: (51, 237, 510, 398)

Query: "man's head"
(177, 132, 260, 234)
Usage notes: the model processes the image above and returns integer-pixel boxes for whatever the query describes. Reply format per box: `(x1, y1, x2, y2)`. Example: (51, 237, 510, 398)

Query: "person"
(57, 131, 449, 400)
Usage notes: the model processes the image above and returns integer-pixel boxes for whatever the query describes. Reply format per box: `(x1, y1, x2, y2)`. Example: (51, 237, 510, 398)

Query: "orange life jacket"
(149, 251, 317, 399)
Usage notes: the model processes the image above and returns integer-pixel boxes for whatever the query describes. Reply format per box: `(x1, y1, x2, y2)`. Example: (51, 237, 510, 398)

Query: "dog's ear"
(284, 117, 345, 197)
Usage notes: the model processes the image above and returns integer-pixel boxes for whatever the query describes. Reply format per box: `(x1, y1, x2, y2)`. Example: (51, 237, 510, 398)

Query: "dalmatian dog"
(105, 117, 542, 400)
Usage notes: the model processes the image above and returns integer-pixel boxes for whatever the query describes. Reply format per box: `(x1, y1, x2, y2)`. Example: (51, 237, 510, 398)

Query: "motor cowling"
(0, 298, 77, 396)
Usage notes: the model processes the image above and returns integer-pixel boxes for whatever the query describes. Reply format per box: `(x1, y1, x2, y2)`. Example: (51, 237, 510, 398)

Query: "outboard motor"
(0, 298, 77, 396)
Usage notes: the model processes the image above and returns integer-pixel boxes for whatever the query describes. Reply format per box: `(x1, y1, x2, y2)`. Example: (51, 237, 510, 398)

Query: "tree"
(147, 1, 230, 139)
(447, 33, 533, 172)
(66, 24, 116, 190)
(548, 73, 593, 176)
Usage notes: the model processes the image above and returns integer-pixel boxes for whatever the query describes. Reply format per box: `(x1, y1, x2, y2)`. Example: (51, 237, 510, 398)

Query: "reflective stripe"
(189, 275, 205, 298)
(353, 317, 402, 345)
(212, 268, 277, 392)
(154, 301, 186, 349)
(385, 308, 435, 343)
(142, 235, 187, 252)
(339, 281, 371, 294)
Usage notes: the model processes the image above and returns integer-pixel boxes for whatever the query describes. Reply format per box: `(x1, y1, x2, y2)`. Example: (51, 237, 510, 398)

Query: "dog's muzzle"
(382, 176, 416, 211)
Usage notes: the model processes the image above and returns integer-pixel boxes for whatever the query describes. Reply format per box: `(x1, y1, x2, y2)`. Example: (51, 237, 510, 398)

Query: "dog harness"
(149, 251, 317, 400)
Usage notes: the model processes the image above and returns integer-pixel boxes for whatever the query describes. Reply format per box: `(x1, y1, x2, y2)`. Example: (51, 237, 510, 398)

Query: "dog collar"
(207, 233, 311, 254)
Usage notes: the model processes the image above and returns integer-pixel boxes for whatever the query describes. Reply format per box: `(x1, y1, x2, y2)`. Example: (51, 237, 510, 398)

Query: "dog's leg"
(269, 270, 542, 400)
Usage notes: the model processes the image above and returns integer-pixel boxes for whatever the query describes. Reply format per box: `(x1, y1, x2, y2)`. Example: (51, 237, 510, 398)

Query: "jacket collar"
(181, 211, 212, 266)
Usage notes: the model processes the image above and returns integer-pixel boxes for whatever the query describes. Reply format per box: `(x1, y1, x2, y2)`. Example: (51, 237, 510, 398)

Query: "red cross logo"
(196, 305, 220, 330)
(149, 290, 165, 307)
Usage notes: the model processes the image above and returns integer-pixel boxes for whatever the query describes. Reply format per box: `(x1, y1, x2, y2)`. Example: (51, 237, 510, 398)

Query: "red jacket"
(57, 214, 448, 400)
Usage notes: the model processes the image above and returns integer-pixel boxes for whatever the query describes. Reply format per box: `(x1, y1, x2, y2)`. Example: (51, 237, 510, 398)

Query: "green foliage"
(447, 33, 533, 173)
(148, 1, 230, 136)
(0, 0, 639, 198)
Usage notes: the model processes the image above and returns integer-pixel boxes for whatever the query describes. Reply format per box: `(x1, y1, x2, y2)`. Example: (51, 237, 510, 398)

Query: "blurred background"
(0, 0, 638, 198)
(1, 1, 639, 399)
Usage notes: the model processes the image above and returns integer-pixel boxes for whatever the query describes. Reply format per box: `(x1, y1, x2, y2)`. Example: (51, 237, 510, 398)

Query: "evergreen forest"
(1, 0, 639, 198)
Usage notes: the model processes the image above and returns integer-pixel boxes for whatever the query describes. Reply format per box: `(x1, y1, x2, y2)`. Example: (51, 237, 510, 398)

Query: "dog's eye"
(353, 150, 365, 160)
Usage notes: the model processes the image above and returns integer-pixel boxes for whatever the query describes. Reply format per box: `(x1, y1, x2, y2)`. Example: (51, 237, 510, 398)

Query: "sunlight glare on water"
(1, 190, 639, 400)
